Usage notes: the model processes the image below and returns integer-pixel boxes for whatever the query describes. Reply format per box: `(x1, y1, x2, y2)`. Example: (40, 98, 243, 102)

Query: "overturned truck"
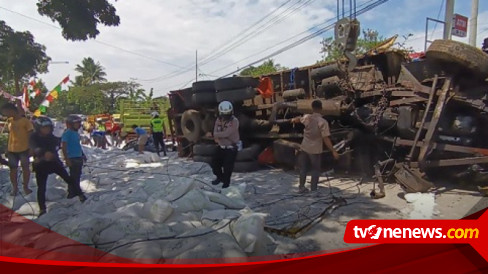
(168, 38, 488, 193)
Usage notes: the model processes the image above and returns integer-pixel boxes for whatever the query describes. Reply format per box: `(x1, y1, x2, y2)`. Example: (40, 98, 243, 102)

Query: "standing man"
(211, 101, 240, 189)
(291, 100, 340, 193)
(61, 115, 87, 201)
(0, 103, 33, 196)
(150, 112, 167, 156)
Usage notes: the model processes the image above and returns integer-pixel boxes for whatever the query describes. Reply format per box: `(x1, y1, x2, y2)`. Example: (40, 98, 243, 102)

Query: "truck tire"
(426, 40, 488, 79)
(310, 64, 343, 80)
(193, 144, 218, 156)
(235, 144, 262, 161)
(233, 161, 260, 173)
(282, 88, 306, 100)
(181, 88, 194, 108)
(193, 155, 213, 165)
(169, 91, 186, 112)
(215, 77, 259, 91)
(181, 110, 202, 143)
(216, 87, 256, 103)
(201, 113, 215, 133)
(192, 81, 215, 93)
(192, 92, 217, 106)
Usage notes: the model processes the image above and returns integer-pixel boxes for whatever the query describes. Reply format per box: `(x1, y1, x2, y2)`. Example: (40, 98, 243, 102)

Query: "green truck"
(119, 98, 169, 134)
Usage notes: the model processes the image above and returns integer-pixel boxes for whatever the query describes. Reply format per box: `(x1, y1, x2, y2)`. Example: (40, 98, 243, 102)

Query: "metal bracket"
(335, 18, 360, 71)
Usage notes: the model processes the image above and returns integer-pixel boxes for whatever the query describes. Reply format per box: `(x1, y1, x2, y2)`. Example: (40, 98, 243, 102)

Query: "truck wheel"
(426, 40, 488, 79)
(193, 144, 218, 156)
(192, 81, 215, 93)
(216, 87, 256, 103)
(215, 77, 259, 91)
(236, 144, 262, 161)
(201, 113, 215, 133)
(181, 110, 202, 143)
(193, 155, 213, 165)
(310, 64, 343, 80)
(180, 88, 194, 108)
(233, 161, 260, 173)
(192, 92, 217, 106)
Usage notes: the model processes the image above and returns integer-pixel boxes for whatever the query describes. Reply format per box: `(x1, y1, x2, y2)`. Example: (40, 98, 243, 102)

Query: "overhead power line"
(136, 0, 303, 83)
(200, 0, 317, 66)
(199, 0, 296, 64)
(217, 0, 390, 78)
(208, 0, 380, 76)
(169, 0, 388, 90)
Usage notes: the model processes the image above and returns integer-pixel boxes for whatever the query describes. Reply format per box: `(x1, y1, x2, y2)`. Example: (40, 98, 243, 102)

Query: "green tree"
(48, 84, 110, 117)
(74, 57, 107, 86)
(0, 21, 51, 94)
(37, 0, 120, 41)
(319, 28, 386, 62)
(240, 59, 287, 77)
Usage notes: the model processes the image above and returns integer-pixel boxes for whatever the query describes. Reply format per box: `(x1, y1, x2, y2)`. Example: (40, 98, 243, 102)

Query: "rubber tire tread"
(235, 144, 262, 162)
(192, 92, 217, 106)
(216, 87, 256, 103)
(310, 64, 343, 80)
(181, 109, 202, 143)
(426, 39, 488, 79)
(192, 81, 215, 93)
(193, 144, 218, 156)
(215, 77, 259, 91)
(233, 161, 260, 173)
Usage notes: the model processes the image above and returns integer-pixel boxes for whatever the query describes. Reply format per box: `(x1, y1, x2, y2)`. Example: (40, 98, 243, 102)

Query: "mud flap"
(393, 164, 434, 193)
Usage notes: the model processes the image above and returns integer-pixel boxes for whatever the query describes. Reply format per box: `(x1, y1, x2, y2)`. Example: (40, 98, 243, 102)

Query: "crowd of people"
(1, 99, 340, 217)
(0, 102, 169, 216)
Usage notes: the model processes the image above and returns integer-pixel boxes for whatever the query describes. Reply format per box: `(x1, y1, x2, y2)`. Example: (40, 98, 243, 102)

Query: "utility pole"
(443, 0, 455, 40)
(195, 50, 198, 82)
(469, 0, 479, 46)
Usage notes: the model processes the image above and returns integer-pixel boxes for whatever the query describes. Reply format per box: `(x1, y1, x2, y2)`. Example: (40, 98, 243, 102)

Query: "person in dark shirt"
(29, 116, 82, 217)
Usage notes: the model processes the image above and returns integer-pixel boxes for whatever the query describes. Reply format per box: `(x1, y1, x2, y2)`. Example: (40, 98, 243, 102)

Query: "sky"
(1, 0, 487, 97)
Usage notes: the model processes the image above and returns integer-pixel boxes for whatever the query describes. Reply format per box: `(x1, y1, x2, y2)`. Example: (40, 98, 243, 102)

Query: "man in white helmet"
(211, 101, 240, 189)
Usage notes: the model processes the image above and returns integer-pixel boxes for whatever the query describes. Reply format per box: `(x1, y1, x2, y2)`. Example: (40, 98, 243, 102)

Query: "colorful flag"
(33, 75, 69, 116)
(50, 90, 59, 99)
(46, 94, 54, 102)
(33, 109, 41, 117)
(52, 85, 62, 93)
(39, 105, 47, 113)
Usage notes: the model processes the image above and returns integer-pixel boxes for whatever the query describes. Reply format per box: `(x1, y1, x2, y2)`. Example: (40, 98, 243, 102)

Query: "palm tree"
(74, 57, 107, 86)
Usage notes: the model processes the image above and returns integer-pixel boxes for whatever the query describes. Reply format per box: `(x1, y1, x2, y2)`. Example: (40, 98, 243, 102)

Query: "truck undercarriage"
(168, 38, 488, 196)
